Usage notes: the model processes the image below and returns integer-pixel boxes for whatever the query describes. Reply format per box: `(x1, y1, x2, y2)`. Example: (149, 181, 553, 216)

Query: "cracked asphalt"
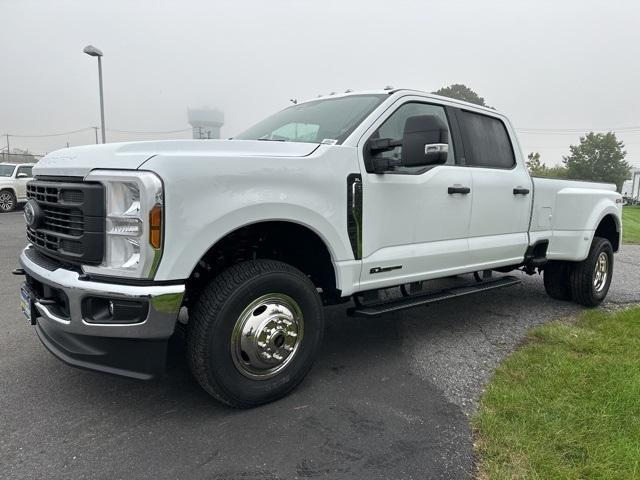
(1, 209, 639, 479)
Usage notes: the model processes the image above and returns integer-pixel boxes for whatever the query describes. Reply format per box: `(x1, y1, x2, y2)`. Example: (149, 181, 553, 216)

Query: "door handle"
(448, 185, 471, 195)
(513, 187, 530, 195)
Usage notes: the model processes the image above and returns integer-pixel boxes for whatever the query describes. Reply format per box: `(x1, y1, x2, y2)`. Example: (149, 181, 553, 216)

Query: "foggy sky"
(1, 0, 639, 167)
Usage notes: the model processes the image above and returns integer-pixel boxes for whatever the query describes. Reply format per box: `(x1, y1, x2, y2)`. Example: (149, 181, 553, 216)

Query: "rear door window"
(458, 111, 515, 168)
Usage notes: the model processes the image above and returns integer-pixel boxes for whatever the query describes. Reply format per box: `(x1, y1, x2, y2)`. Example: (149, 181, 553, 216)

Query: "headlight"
(82, 170, 163, 279)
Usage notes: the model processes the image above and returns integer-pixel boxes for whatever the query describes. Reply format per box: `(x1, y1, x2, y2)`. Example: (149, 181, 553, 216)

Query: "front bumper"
(19, 246, 185, 379)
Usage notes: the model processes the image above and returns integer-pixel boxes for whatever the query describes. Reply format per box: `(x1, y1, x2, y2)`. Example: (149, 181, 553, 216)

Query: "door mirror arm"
(372, 156, 401, 174)
(368, 137, 402, 154)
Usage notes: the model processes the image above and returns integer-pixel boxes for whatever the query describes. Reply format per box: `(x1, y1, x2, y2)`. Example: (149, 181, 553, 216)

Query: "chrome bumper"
(19, 246, 185, 379)
(19, 246, 184, 339)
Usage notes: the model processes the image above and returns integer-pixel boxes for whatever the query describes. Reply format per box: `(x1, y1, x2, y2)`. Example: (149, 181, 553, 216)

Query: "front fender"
(155, 203, 352, 281)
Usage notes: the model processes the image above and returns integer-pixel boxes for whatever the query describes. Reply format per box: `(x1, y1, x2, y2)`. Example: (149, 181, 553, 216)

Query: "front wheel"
(0, 190, 16, 213)
(569, 237, 614, 307)
(186, 259, 325, 408)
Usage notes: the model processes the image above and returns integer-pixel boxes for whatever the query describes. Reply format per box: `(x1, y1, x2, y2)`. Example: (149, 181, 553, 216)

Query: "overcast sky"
(1, 0, 639, 167)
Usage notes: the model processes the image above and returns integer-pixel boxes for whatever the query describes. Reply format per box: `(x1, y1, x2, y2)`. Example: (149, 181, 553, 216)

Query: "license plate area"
(20, 285, 37, 325)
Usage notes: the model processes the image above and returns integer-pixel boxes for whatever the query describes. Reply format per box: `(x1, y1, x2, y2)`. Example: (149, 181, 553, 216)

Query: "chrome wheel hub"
(0, 192, 13, 211)
(593, 252, 609, 293)
(231, 294, 303, 379)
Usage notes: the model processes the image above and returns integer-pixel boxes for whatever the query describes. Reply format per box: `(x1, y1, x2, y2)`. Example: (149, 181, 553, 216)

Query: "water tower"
(187, 107, 224, 139)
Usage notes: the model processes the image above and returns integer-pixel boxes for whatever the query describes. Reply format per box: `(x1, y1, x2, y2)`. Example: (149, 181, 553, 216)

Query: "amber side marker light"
(149, 205, 162, 249)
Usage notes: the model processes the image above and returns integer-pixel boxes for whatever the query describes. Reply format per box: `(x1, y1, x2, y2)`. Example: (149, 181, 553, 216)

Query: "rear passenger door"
(454, 109, 533, 268)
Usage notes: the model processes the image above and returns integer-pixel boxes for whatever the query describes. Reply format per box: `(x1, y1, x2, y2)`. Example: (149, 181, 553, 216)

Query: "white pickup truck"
(0, 162, 35, 212)
(17, 89, 622, 407)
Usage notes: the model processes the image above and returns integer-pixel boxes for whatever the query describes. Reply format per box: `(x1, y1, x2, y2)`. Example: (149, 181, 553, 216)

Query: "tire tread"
(186, 259, 320, 407)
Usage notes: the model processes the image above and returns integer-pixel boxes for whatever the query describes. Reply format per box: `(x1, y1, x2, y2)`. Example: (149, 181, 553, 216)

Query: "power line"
(5, 127, 94, 138)
(3, 126, 192, 138)
(517, 126, 640, 135)
(107, 128, 191, 135)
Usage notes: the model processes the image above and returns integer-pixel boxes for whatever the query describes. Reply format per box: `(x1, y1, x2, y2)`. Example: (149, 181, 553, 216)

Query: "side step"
(348, 275, 521, 317)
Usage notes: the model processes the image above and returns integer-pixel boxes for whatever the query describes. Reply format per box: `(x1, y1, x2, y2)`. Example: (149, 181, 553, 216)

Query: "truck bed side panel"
(531, 177, 621, 261)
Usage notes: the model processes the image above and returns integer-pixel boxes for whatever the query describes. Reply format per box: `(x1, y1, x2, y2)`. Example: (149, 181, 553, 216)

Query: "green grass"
(623, 206, 640, 244)
(473, 307, 640, 480)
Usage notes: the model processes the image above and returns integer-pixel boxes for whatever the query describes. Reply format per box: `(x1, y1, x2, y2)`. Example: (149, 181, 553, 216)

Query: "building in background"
(622, 167, 640, 202)
(187, 107, 224, 139)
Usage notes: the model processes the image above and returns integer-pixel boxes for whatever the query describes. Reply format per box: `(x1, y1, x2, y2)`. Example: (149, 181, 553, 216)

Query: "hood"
(34, 140, 320, 178)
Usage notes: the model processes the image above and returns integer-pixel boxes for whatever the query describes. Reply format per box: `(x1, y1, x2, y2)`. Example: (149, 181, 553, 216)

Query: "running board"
(348, 275, 521, 317)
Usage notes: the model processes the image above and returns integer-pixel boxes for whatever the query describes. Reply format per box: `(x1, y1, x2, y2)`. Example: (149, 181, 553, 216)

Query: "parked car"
(17, 89, 622, 407)
(0, 162, 34, 212)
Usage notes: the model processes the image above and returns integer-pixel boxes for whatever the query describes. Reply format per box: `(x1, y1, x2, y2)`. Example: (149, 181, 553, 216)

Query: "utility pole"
(5, 134, 9, 161)
(92, 127, 99, 144)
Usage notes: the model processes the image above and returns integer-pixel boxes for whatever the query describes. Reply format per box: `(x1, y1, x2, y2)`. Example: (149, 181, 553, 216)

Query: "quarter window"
(458, 111, 515, 168)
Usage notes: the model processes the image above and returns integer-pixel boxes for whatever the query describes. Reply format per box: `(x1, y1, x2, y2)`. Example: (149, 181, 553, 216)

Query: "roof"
(297, 88, 502, 116)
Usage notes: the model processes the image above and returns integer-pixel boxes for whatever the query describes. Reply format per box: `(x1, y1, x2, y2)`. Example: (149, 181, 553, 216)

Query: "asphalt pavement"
(1, 209, 639, 480)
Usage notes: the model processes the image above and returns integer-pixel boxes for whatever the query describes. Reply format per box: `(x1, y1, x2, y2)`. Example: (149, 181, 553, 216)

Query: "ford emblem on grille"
(24, 199, 42, 229)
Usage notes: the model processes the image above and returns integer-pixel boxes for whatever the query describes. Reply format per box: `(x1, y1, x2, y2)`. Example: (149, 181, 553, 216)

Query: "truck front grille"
(26, 179, 105, 265)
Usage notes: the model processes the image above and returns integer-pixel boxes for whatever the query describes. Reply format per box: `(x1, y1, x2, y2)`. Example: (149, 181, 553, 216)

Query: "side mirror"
(16, 173, 29, 178)
(401, 115, 449, 167)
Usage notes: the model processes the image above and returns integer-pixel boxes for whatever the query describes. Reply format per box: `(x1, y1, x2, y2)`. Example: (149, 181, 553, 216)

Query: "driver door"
(357, 100, 473, 290)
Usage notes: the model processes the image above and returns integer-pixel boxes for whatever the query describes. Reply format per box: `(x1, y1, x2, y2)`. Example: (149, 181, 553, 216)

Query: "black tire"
(0, 189, 16, 213)
(569, 237, 614, 307)
(543, 261, 573, 301)
(186, 259, 324, 408)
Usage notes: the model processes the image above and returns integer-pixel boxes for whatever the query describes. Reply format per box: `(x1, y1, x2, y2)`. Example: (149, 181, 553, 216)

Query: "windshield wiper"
(257, 138, 286, 142)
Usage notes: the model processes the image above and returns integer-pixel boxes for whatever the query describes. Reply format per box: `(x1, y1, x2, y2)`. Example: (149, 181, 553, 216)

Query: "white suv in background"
(0, 163, 34, 212)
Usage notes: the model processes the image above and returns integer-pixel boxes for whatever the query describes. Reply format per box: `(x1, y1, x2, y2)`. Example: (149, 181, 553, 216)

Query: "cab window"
(371, 103, 455, 173)
(457, 110, 515, 168)
(16, 166, 33, 178)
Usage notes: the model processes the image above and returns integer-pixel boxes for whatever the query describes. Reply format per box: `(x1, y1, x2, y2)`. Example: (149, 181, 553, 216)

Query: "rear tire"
(543, 261, 573, 301)
(0, 190, 16, 213)
(569, 237, 613, 307)
(186, 259, 324, 408)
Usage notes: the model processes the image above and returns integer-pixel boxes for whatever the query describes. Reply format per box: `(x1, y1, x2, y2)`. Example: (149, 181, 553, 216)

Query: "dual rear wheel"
(543, 236, 613, 307)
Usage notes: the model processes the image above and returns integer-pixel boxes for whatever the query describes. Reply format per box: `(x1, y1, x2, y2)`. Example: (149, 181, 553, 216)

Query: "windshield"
(235, 94, 387, 144)
(0, 164, 15, 177)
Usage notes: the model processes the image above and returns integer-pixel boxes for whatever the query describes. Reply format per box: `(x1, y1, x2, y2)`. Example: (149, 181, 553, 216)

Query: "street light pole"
(83, 45, 106, 143)
(97, 55, 105, 144)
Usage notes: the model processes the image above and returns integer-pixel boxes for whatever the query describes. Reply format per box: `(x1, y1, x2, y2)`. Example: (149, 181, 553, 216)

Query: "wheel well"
(0, 187, 16, 195)
(595, 214, 620, 252)
(186, 221, 339, 305)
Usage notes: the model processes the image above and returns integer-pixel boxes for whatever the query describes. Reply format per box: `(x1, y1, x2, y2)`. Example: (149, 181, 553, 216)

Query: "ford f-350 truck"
(17, 89, 622, 407)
